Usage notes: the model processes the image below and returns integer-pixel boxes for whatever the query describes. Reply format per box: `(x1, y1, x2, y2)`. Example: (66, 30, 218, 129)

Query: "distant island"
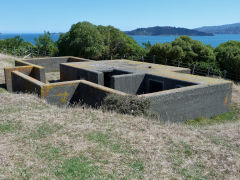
(194, 23, 240, 34)
(125, 26, 214, 36)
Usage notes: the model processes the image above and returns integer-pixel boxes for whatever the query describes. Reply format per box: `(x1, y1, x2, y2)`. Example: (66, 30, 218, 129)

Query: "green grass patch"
(55, 156, 103, 179)
(0, 107, 22, 114)
(168, 141, 220, 179)
(129, 160, 144, 172)
(85, 131, 139, 155)
(0, 87, 7, 94)
(36, 143, 67, 161)
(0, 121, 21, 134)
(28, 122, 63, 139)
(185, 107, 239, 126)
(209, 137, 240, 152)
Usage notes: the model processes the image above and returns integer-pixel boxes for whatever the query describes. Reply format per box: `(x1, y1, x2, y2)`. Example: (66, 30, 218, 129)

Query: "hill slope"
(125, 26, 214, 36)
(0, 54, 240, 179)
(195, 23, 240, 34)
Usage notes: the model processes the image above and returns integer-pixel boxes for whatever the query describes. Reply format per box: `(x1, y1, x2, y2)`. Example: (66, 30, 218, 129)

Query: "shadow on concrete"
(0, 83, 6, 90)
(48, 80, 61, 83)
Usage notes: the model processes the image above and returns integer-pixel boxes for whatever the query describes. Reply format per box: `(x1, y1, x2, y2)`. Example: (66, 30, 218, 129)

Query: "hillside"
(195, 23, 240, 34)
(1, 54, 240, 179)
(125, 26, 214, 36)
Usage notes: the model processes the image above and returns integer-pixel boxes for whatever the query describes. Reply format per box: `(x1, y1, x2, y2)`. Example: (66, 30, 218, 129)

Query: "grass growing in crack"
(28, 122, 63, 139)
(55, 156, 103, 179)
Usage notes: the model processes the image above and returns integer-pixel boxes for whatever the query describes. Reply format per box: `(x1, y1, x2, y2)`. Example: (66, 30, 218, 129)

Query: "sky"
(0, 0, 240, 33)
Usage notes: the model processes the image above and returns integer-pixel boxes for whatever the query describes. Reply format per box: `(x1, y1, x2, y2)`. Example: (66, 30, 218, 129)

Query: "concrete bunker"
(105, 72, 197, 95)
(3, 57, 233, 122)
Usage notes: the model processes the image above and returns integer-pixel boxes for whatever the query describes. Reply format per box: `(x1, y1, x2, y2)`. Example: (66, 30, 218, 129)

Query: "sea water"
(1, 33, 240, 48)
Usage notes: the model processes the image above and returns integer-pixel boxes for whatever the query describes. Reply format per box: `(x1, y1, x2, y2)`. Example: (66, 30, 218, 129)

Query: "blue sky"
(1, 0, 240, 33)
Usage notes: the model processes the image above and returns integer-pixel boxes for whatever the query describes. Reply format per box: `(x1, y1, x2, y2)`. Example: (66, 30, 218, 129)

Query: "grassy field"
(0, 54, 240, 179)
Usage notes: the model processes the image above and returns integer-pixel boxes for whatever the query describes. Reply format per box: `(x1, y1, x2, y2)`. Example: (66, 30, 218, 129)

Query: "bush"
(57, 21, 145, 59)
(102, 94, 151, 116)
(34, 31, 58, 56)
(57, 22, 104, 59)
(0, 36, 34, 56)
(215, 41, 240, 80)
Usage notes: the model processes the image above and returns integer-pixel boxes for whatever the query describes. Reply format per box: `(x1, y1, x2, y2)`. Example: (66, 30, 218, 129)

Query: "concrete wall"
(21, 57, 69, 72)
(144, 74, 197, 92)
(4, 66, 46, 92)
(41, 80, 126, 106)
(4, 66, 33, 92)
(11, 71, 44, 95)
(71, 80, 126, 107)
(141, 83, 232, 122)
(111, 73, 145, 94)
(60, 64, 104, 85)
(110, 73, 197, 95)
(17, 57, 92, 72)
(41, 80, 82, 106)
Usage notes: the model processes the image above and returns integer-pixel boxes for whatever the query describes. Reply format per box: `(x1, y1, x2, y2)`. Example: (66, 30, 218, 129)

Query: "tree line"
(0, 21, 240, 81)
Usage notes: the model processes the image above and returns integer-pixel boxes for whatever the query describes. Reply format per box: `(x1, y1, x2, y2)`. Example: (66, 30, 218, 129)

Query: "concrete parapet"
(16, 56, 92, 72)
(41, 80, 126, 106)
(60, 64, 104, 84)
(140, 83, 232, 122)
(4, 66, 33, 92)
(4, 65, 46, 92)
(11, 71, 44, 95)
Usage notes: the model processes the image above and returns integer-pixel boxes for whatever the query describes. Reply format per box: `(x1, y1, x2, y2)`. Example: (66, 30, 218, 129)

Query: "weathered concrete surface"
(41, 80, 126, 106)
(4, 66, 46, 92)
(60, 65, 104, 84)
(11, 71, 44, 95)
(4, 66, 33, 92)
(111, 73, 145, 94)
(17, 57, 91, 72)
(140, 83, 232, 122)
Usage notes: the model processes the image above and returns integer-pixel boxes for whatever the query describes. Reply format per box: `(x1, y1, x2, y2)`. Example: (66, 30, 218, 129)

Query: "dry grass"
(0, 53, 18, 84)
(0, 54, 240, 179)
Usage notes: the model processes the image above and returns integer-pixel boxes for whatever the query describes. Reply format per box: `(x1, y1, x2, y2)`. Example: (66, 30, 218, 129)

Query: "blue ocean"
(1, 33, 240, 48)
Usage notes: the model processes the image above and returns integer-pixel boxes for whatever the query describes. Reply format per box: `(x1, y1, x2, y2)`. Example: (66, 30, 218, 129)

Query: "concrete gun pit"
(4, 56, 232, 122)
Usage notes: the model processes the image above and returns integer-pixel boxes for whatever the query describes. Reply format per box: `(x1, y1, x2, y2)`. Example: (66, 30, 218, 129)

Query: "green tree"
(215, 41, 240, 80)
(171, 36, 215, 64)
(57, 22, 105, 59)
(57, 22, 145, 59)
(34, 31, 58, 56)
(147, 43, 173, 63)
(97, 25, 145, 58)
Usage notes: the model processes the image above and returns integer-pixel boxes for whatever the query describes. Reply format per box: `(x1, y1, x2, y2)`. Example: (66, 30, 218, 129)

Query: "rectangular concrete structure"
(3, 57, 232, 122)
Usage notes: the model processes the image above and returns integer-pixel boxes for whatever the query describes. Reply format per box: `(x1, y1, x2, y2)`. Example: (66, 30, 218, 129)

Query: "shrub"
(57, 21, 145, 59)
(102, 94, 151, 116)
(34, 31, 58, 56)
(215, 41, 240, 80)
